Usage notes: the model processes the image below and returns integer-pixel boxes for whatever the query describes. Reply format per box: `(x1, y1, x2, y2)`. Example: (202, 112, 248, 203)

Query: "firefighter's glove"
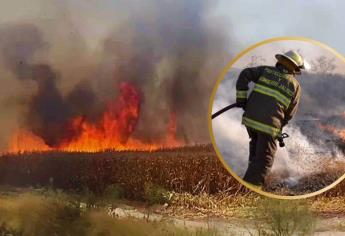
(236, 90, 247, 111)
(236, 98, 247, 111)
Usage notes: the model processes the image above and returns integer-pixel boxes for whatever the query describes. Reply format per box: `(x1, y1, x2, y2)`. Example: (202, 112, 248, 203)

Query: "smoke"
(98, 0, 230, 143)
(0, 24, 45, 79)
(0, 0, 231, 149)
(298, 73, 345, 116)
(0, 24, 96, 146)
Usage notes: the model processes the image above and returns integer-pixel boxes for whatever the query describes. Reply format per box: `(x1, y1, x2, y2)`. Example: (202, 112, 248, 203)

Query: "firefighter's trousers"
(243, 128, 277, 186)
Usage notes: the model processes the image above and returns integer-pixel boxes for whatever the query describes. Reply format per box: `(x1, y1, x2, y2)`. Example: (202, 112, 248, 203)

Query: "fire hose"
(211, 102, 289, 147)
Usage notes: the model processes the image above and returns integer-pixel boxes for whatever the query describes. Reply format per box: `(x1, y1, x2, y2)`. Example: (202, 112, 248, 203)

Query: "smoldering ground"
(0, 0, 231, 150)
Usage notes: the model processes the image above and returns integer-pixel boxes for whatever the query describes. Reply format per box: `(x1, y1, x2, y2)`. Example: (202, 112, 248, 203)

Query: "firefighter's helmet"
(275, 50, 310, 73)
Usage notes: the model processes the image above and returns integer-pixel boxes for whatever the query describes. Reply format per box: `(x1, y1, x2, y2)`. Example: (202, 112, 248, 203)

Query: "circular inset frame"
(208, 36, 345, 199)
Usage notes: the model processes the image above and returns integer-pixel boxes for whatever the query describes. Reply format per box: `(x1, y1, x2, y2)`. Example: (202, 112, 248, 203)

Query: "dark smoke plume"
(0, 24, 69, 145)
(101, 0, 229, 143)
(0, 24, 98, 146)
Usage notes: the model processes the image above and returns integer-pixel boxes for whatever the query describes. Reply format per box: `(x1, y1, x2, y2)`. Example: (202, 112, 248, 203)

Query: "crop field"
(0, 145, 243, 200)
(1, 145, 345, 199)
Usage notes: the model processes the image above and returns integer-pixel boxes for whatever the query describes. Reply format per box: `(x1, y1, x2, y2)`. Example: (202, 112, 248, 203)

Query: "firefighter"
(235, 50, 307, 188)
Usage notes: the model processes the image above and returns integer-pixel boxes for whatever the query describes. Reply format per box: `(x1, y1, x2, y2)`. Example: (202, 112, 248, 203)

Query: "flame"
(317, 111, 345, 143)
(319, 119, 345, 143)
(9, 130, 52, 153)
(320, 124, 345, 142)
(8, 82, 183, 153)
(166, 111, 183, 147)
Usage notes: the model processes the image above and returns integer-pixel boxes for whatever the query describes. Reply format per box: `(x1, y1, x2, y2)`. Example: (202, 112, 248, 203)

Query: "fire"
(319, 125, 345, 143)
(9, 130, 52, 153)
(166, 111, 183, 147)
(318, 111, 345, 143)
(8, 82, 183, 153)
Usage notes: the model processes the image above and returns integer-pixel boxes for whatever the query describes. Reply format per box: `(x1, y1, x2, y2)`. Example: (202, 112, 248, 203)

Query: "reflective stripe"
(253, 83, 291, 108)
(236, 90, 247, 99)
(258, 76, 294, 97)
(264, 68, 290, 80)
(243, 117, 281, 138)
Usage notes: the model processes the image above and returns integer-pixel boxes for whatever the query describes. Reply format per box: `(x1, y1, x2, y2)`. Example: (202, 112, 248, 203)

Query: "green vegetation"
(2, 187, 345, 236)
(144, 183, 171, 205)
(0, 190, 219, 236)
(250, 199, 316, 236)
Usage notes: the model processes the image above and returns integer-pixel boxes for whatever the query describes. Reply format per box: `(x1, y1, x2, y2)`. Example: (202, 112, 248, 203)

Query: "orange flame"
(321, 125, 345, 143)
(318, 111, 345, 143)
(166, 111, 183, 147)
(9, 130, 52, 153)
(319, 125, 345, 143)
(8, 82, 183, 153)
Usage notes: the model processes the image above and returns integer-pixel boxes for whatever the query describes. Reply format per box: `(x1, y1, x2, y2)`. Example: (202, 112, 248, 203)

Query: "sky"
(214, 0, 345, 55)
(230, 40, 345, 74)
(1, 0, 344, 54)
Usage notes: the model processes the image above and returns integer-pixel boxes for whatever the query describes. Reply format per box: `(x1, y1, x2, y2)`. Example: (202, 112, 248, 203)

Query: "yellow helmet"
(275, 50, 309, 73)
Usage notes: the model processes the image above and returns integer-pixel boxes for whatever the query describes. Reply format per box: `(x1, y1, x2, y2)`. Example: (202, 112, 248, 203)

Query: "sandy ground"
(109, 204, 345, 236)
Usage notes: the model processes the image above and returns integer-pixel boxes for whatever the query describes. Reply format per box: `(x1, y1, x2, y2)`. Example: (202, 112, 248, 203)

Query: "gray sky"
(214, 0, 345, 55)
(1, 0, 344, 54)
(231, 40, 345, 74)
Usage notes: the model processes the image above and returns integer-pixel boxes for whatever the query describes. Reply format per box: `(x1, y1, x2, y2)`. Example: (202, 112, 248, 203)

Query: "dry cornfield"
(0, 145, 244, 200)
(0, 145, 345, 199)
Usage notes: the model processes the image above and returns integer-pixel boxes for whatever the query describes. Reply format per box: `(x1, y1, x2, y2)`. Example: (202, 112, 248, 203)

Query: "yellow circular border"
(208, 36, 345, 200)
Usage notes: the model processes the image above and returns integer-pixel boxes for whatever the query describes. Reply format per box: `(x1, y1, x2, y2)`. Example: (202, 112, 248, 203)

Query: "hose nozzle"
(278, 133, 289, 147)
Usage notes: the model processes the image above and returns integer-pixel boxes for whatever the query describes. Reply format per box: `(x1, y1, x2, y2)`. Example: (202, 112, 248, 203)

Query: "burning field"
(0, 0, 345, 201)
(2, 2, 345, 236)
(8, 81, 182, 153)
(0, 0, 230, 155)
(1, 37, 345, 197)
(0, 25, 190, 154)
(0, 0, 244, 202)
